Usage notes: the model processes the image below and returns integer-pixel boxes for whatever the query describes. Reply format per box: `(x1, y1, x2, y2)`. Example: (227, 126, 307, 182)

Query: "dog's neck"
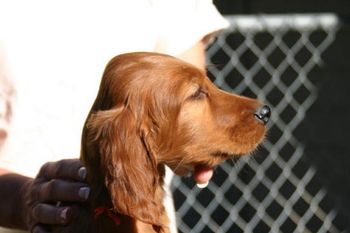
(92, 164, 170, 233)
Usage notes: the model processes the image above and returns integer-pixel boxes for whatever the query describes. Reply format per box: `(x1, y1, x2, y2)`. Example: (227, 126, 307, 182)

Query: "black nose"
(255, 105, 271, 125)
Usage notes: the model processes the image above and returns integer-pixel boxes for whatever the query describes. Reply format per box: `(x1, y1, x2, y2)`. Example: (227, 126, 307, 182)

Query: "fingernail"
(78, 167, 87, 180)
(79, 187, 90, 200)
(60, 207, 69, 224)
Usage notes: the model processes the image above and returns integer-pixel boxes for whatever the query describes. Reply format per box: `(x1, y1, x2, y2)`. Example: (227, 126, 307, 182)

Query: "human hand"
(26, 159, 91, 233)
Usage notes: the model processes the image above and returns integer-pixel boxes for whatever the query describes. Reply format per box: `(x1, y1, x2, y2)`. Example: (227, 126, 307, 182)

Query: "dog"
(80, 52, 270, 233)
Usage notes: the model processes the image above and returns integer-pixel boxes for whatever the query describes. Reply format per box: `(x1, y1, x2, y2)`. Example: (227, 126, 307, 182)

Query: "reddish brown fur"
(80, 52, 267, 233)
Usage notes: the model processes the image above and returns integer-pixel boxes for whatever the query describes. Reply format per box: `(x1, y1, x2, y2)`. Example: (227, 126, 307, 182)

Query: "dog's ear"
(84, 105, 164, 227)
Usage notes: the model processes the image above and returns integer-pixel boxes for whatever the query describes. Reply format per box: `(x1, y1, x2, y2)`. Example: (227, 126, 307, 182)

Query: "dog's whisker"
(229, 157, 242, 171)
(172, 157, 186, 173)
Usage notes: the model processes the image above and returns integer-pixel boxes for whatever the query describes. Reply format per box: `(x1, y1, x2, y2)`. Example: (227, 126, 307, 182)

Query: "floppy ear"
(84, 105, 165, 226)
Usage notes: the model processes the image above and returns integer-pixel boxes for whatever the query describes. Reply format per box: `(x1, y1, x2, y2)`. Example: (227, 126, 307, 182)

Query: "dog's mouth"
(193, 165, 214, 188)
(171, 164, 214, 188)
(192, 151, 243, 188)
(170, 151, 243, 188)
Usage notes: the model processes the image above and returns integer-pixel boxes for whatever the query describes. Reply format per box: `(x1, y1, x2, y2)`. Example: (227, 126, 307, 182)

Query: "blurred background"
(171, 0, 350, 232)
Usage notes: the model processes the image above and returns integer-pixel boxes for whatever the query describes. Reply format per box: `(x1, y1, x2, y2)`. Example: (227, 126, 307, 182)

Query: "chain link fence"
(171, 14, 349, 233)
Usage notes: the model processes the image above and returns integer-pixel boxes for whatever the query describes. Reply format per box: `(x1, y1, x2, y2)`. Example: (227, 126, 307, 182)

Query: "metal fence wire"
(171, 14, 349, 233)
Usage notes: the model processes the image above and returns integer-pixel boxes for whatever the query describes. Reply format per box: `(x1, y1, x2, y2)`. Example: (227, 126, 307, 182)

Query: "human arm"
(0, 159, 91, 233)
(0, 172, 31, 229)
(178, 39, 207, 71)
(154, 0, 228, 72)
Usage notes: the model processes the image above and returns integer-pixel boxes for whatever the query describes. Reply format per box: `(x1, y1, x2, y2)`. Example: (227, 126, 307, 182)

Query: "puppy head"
(81, 52, 269, 226)
(81, 52, 191, 227)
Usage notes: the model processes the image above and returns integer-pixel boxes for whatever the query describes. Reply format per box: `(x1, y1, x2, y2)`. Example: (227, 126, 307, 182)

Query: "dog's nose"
(255, 105, 271, 125)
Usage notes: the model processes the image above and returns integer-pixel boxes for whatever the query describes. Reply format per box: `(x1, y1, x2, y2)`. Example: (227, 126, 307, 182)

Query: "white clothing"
(0, 45, 14, 151)
(0, 1, 228, 232)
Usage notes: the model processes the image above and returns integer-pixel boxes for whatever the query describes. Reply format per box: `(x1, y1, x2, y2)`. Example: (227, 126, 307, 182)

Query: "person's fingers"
(38, 159, 87, 181)
(31, 224, 50, 233)
(31, 203, 72, 225)
(51, 204, 93, 233)
(36, 179, 90, 202)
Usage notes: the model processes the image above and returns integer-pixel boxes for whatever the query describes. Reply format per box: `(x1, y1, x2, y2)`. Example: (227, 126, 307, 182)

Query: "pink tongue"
(193, 166, 214, 184)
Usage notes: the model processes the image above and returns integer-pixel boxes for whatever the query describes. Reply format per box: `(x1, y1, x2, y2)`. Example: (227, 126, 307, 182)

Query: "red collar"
(94, 207, 121, 225)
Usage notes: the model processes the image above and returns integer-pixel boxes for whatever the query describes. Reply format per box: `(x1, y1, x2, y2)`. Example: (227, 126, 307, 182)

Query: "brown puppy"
(80, 52, 270, 233)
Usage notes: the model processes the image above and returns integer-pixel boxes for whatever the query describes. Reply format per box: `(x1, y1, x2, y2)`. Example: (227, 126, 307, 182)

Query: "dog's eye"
(190, 88, 207, 100)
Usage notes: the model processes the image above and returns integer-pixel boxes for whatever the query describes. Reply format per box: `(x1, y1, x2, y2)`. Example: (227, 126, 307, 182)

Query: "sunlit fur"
(80, 52, 267, 233)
